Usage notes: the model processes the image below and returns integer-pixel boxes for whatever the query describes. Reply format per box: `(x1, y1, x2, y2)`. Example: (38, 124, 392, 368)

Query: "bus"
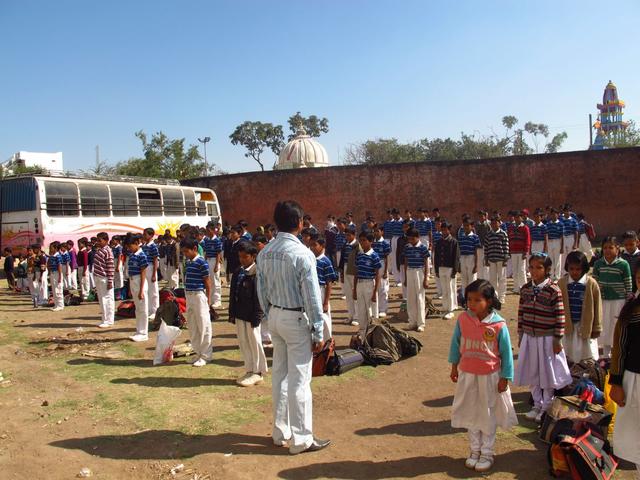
(0, 174, 221, 251)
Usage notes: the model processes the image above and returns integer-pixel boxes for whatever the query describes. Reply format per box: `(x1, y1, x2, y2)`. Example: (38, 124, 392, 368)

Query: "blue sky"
(2, 0, 640, 174)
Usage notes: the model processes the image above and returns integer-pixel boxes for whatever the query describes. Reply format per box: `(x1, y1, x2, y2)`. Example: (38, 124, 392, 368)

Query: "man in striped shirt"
(561, 206, 579, 256)
(415, 209, 433, 249)
(203, 222, 224, 308)
(309, 234, 337, 340)
(181, 237, 212, 367)
(94, 232, 115, 328)
(354, 230, 382, 337)
(256, 201, 329, 455)
(458, 219, 481, 290)
(484, 217, 510, 304)
(530, 209, 548, 255)
(546, 209, 565, 281)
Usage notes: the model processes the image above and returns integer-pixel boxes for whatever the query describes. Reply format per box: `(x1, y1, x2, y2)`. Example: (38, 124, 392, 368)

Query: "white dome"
(276, 128, 329, 169)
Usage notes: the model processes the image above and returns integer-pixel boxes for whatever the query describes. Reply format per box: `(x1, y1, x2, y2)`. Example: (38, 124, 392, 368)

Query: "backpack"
(64, 294, 82, 306)
(585, 223, 596, 242)
(364, 323, 401, 363)
(549, 429, 617, 480)
(425, 295, 441, 317)
(116, 300, 136, 318)
(152, 300, 185, 330)
(387, 323, 423, 357)
(326, 348, 364, 376)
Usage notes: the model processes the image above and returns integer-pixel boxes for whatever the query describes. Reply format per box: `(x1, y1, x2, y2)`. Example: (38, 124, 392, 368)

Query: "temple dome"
(276, 127, 329, 170)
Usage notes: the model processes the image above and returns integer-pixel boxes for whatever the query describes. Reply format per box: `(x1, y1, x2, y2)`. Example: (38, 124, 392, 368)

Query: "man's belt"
(272, 304, 303, 312)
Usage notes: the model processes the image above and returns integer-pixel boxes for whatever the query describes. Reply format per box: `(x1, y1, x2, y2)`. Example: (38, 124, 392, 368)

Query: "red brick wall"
(185, 147, 640, 237)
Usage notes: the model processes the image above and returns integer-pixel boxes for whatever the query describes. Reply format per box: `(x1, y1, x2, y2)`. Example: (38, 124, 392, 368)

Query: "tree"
(602, 120, 640, 148)
(229, 121, 285, 171)
(115, 131, 221, 179)
(287, 112, 329, 140)
(0, 163, 49, 178)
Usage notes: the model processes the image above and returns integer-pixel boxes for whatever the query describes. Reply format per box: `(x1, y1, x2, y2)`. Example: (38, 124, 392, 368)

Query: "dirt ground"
(0, 277, 635, 480)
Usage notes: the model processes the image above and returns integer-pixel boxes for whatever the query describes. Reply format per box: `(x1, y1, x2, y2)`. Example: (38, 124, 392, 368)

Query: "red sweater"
(508, 223, 531, 254)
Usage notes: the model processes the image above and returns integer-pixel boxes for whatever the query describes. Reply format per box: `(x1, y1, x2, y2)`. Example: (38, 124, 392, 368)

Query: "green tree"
(0, 163, 49, 178)
(603, 120, 640, 148)
(229, 121, 285, 171)
(115, 131, 219, 179)
(287, 112, 329, 140)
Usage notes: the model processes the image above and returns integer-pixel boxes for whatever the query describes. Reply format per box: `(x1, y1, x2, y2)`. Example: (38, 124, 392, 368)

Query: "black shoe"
(290, 437, 331, 454)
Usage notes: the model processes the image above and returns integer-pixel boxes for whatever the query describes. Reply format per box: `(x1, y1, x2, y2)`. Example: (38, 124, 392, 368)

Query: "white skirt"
(613, 371, 640, 464)
(451, 370, 519, 434)
(564, 325, 599, 363)
(514, 334, 572, 390)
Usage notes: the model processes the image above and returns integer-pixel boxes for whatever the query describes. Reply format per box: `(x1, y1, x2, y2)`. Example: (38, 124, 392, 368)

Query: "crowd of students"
(2, 203, 640, 474)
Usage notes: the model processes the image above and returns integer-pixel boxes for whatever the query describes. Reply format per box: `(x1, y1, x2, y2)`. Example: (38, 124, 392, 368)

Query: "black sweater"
(228, 264, 263, 328)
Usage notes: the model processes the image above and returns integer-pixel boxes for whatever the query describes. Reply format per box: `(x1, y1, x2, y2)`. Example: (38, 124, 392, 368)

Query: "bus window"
(184, 190, 197, 215)
(162, 189, 185, 216)
(45, 181, 79, 217)
(138, 188, 162, 216)
(206, 203, 219, 217)
(80, 184, 110, 217)
(110, 185, 138, 217)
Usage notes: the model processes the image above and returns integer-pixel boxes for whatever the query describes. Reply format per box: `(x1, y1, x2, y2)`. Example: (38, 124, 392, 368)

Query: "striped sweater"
(93, 245, 115, 282)
(593, 257, 632, 300)
(517, 279, 565, 342)
(483, 229, 510, 263)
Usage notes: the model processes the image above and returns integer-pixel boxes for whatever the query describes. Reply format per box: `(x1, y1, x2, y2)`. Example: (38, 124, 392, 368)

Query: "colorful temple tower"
(592, 80, 628, 149)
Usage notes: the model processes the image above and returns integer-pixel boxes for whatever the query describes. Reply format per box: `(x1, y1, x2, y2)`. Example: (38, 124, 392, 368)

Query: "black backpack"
(387, 322, 423, 357)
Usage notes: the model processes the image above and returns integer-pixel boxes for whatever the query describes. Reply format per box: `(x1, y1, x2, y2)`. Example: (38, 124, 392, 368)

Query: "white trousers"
(469, 428, 496, 457)
(186, 291, 212, 361)
(62, 264, 70, 289)
(70, 267, 77, 289)
(29, 278, 40, 306)
(165, 264, 179, 289)
(206, 258, 222, 307)
(374, 276, 389, 317)
(531, 240, 545, 256)
(158, 258, 167, 282)
(511, 253, 527, 292)
(564, 327, 599, 363)
(406, 268, 426, 329)
(236, 320, 268, 374)
(78, 266, 91, 299)
(489, 261, 506, 302)
(390, 236, 401, 281)
(460, 255, 477, 291)
(477, 249, 489, 280)
(548, 238, 563, 280)
(356, 279, 376, 337)
(39, 271, 48, 304)
(578, 234, 593, 261)
(344, 271, 357, 321)
(270, 308, 314, 450)
(95, 275, 115, 326)
(145, 266, 159, 318)
(51, 271, 64, 309)
(130, 275, 148, 336)
(563, 235, 576, 255)
(613, 371, 640, 466)
(602, 299, 626, 352)
(114, 263, 124, 289)
(439, 267, 457, 313)
(532, 385, 555, 412)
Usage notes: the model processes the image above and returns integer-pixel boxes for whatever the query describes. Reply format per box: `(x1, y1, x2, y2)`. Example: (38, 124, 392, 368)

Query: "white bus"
(0, 174, 221, 251)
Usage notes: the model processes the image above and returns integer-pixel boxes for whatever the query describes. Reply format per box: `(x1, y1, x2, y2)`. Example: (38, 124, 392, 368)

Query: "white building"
(1, 151, 64, 173)
(275, 128, 329, 170)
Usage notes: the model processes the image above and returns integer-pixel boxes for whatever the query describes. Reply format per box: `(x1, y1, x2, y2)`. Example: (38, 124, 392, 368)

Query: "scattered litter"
(170, 463, 185, 475)
(81, 349, 126, 359)
(75, 327, 84, 333)
(64, 416, 69, 421)
(0, 372, 3, 382)
(172, 342, 195, 358)
(77, 467, 92, 478)
(224, 453, 233, 457)
(56, 420, 62, 425)
(41, 400, 49, 407)
(0, 433, 7, 439)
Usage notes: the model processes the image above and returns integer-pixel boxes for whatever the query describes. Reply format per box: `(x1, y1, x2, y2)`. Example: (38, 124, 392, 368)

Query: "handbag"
(312, 338, 335, 377)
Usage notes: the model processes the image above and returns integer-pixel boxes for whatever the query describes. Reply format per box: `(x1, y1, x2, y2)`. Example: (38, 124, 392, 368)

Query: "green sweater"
(593, 257, 632, 300)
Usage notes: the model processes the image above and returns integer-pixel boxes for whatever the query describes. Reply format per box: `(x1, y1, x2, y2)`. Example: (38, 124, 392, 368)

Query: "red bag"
(585, 223, 596, 242)
(116, 300, 136, 318)
(312, 338, 335, 377)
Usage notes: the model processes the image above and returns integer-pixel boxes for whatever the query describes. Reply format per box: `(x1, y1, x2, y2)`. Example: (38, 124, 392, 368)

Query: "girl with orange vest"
(449, 279, 517, 473)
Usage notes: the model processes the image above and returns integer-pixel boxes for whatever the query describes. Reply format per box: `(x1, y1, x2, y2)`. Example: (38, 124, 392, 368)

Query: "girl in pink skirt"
(515, 253, 572, 423)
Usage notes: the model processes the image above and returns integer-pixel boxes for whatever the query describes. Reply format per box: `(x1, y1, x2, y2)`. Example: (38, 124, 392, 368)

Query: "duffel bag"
(116, 300, 136, 318)
(312, 338, 335, 377)
(326, 348, 364, 376)
(561, 429, 617, 480)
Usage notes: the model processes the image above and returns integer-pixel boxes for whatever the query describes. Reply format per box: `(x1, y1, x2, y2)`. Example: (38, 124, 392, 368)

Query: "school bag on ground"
(386, 322, 423, 357)
(64, 293, 82, 306)
(363, 323, 402, 363)
(425, 295, 441, 317)
(116, 300, 136, 318)
(326, 348, 364, 375)
(312, 338, 335, 377)
(540, 396, 612, 444)
(548, 428, 617, 480)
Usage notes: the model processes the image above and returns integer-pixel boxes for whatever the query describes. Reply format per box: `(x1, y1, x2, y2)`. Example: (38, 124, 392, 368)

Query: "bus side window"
(184, 190, 197, 216)
(45, 181, 79, 217)
(138, 188, 162, 216)
(162, 189, 185, 216)
(80, 184, 110, 217)
(207, 203, 219, 217)
(110, 186, 138, 217)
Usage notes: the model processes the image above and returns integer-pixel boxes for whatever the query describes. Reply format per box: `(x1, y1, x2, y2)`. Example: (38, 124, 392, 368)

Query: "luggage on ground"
(326, 348, 364, 376)
(116, 300, 136, 318)
(312, 338, 335, 377)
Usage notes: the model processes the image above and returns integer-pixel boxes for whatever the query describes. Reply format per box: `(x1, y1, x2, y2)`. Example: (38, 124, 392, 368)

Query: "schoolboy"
(126, 234, 149, 342)
(203, 222, 223, 308)
(142, 227, 160, 319)
(475, 211, 491, 280)
(546, 208, 565, 280)
(67, 240, 78, 290)
(48, 242, 64, 311)
(561, 204, 580, 257)
(340, 225, 359, 326)
(181, 237, 213, 367)
(372, 224, 391, 318)
(434, 220, 460, 319)
(508, 211, 531, 294)
(530, 208, 548, 255)
(94, 232, 115, 328)
(3, 248, 15, 290)
(111, 236, 125, 299)
(403, 228, 430, 331)
(353, 230, 382, 337)
(621, 231, 640, 292)
(59, 242, 71, 289)
(458, 219, 481, 290)
(309, 234, 338, 339)
(77, 237, 91, 300)
(483, 216, 510, 304)
(163, 234, 179, 289)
